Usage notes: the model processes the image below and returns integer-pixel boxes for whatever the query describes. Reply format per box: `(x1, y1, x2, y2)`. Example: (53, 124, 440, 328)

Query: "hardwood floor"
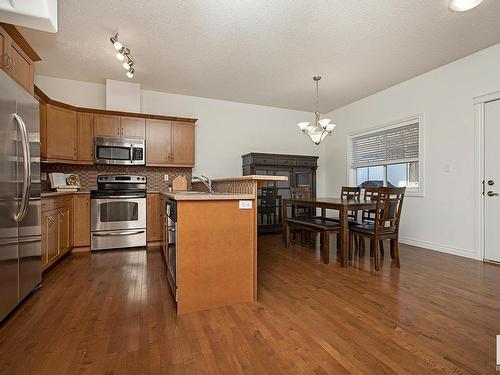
(0, 235, 498, 374)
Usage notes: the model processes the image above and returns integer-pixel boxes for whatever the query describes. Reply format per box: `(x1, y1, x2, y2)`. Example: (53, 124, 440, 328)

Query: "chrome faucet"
(191, 175, 214, 193)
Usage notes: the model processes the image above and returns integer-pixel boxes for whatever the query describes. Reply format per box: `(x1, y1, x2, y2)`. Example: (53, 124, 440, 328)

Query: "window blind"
(351, 123, 419, 168)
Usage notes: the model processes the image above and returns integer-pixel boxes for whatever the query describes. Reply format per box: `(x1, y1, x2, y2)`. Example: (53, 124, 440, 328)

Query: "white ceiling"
(20, 0, 500, 112)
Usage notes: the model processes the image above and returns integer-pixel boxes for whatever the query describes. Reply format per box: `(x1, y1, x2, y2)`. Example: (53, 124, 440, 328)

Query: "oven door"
(91, 197, 146, 231)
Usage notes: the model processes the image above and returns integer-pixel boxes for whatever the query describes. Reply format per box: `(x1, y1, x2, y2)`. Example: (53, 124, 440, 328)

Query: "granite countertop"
(41, 190, 91, 197)
(161, 191, 254, 201)
(209, 175, 288, 182)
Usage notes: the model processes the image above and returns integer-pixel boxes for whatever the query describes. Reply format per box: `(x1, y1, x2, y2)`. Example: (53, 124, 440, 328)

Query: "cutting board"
(172, 176, 188, 191)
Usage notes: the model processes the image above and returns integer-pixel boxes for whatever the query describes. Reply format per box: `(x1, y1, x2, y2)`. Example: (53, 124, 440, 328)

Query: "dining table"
(282, 197, 377, 268)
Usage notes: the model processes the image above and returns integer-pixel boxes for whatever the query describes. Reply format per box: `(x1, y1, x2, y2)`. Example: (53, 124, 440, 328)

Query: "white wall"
(35, 75, 321, 179)
(323, 43, 500, 259)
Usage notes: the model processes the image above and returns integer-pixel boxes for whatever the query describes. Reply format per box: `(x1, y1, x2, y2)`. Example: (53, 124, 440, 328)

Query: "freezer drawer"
(91, 228, 146, 251)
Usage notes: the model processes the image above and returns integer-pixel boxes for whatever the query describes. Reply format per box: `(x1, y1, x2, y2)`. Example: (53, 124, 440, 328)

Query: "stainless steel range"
(91, 174, 147, 251)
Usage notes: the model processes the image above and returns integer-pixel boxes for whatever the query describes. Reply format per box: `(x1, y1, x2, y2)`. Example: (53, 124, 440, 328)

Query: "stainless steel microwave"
(94, 137, 145, 165)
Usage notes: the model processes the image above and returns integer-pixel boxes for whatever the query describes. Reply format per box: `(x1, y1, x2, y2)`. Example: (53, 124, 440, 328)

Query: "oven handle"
(93, 230, 145, 237)
(130, 145, 134, 163)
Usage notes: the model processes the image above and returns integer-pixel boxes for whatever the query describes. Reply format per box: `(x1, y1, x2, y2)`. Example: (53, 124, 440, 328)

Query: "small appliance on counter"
(90, 174, 147, 251)
(49, 173, 81, 192)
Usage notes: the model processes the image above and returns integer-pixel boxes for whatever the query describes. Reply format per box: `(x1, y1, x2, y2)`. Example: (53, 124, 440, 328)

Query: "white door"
(484, 99, 500, 262)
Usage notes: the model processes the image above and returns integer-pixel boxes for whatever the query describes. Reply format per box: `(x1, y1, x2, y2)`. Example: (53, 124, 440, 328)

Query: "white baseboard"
(399, 236, 480, 260)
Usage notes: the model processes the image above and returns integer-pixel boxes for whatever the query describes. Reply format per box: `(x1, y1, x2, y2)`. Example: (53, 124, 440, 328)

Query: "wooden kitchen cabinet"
(120, 117, 145, 139)
(41, 211, 57, 269)
(73, 194, 91, 248)
(77, 112, 94, 163)
(95, 114, 145, 139)
(0, 25, 35, 94)
(146, 119, 195, 167)
(41, 195, 74, 272)
(94, 114, 121, 138)
(58, 207, 72, 254)
(172, 121, 195, 166)
(44, 104, 77, 162)
(147, 193, 161, 242)
(146, 119, 172, 166)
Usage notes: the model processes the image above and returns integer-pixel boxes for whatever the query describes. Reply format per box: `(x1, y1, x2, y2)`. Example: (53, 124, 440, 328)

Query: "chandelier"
(297, 76, 336, 145)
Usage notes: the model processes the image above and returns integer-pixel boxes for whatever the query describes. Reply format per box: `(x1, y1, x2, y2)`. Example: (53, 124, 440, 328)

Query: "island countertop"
(161, 192, 254, 201)
(208, 175, 287, 182)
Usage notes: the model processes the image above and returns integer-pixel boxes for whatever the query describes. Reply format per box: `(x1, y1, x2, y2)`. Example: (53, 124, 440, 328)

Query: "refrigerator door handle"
(13, 113, 31, 223)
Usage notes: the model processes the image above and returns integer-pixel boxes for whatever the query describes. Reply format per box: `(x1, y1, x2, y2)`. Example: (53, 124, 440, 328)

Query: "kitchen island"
(161, 175, 286, 314)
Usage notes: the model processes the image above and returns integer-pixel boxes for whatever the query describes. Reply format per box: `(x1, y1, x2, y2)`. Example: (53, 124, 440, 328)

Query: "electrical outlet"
(41, 172, 47, 181)
(164, 174, 169, 181)
(239, 200, 252, 209)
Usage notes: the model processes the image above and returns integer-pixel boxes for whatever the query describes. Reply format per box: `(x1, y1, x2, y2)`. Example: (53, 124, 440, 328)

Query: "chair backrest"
(290, 186, 311, 200)
(261, 187, 278, 208)
(341, 186, 361, 220)
(374, 187, 406, 233)
(362, 187, 379, 222)
(290, 186, 311, 217)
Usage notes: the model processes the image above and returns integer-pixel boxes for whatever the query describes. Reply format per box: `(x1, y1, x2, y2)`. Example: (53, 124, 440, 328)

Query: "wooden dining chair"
(349, 187, 406, 271)
(290, 186, 313, 243)
(326, 186, 361, 250)
(259, 187, 279, 225)
(358, 187, 385, 256)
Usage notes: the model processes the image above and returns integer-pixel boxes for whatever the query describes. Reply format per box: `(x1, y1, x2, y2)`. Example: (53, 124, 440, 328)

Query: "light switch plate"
(239, 200, 252, 209)
(41, 172, 47, 181)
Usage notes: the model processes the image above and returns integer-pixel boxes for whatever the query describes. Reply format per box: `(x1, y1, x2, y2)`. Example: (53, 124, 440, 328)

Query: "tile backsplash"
(41, 163, 192, 192)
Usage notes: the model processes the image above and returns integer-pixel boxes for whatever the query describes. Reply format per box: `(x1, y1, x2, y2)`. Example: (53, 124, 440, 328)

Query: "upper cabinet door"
(46, 104, 77, 161)
(77, 112, 94, 163)
(0, 26, 34, 94)
(172, 121, 195, 166)
(146, 119, 172, 166)
(94, 114, 120, 138)
(120, 116, 145, 139)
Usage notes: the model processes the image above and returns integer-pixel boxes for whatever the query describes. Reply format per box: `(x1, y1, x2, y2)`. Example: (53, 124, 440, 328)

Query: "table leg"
(340, 208, 348, 268)
(282, 202, 288, 245)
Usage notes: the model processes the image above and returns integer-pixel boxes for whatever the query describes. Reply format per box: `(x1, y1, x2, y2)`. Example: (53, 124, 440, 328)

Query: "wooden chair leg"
(284, 222, 291, 248)
(370, 239, 375, 257)
(336, 234, 340, 250)
(390, 239, 395, 259)
(360, 237, 365, 256)
(392, 239, 400, 267)
(373, 238, 380, 271)
(321, 232, 330, 264)
(379, 240, 385, 256)
(348, 232, 354, 261)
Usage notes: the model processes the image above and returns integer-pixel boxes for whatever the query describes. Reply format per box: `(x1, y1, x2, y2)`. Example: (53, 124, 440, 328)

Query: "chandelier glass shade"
(297, 76, 336, 145)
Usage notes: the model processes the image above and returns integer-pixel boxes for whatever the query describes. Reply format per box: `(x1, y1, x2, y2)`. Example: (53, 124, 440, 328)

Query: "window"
(349, 116, 423, 195)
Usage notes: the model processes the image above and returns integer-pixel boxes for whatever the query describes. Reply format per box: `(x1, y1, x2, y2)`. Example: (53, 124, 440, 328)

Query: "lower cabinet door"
(41, 213, 49, 269)
(47, 213, 58, 263)
(58, 208, 71, 254)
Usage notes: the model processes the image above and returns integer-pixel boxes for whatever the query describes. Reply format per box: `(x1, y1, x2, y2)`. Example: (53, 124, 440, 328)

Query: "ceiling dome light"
(126, 68, 134, 79)
(448, 0, 484, 11)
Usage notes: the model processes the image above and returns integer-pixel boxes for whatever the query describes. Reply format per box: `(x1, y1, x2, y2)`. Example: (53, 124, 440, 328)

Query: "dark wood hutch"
(242, 152, 319, 234)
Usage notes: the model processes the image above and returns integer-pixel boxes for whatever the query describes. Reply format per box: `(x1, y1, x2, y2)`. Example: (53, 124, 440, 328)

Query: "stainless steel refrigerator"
(0, 70, 41, 322)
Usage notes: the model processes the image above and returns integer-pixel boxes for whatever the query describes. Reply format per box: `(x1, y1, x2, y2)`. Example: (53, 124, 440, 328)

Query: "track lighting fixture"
(110, 33, 135, 79)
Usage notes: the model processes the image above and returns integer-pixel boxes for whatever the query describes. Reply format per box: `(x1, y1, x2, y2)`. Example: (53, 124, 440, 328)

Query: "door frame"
(473, 89, 500, 261)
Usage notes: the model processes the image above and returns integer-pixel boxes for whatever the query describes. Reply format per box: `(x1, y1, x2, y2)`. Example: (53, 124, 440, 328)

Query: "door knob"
(487, 191, 499, 197)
